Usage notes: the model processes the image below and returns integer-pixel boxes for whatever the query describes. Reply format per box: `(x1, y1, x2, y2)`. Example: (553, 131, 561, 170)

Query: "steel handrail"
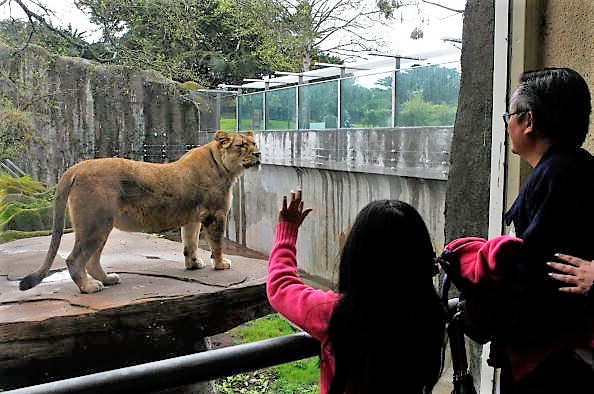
(3, 332, 319, 394)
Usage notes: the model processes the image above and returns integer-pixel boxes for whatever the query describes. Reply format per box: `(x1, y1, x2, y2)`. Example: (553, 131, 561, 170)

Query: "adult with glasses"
(442, 67, 593, 394)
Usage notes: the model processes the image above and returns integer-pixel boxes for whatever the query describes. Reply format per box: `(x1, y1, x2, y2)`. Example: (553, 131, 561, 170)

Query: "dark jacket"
(503, 144, 594, 377)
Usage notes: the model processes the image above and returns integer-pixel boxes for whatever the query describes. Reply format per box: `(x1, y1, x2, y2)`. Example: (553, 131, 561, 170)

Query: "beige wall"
(507, 0, 594, 213)
(542, 0, 594, 151)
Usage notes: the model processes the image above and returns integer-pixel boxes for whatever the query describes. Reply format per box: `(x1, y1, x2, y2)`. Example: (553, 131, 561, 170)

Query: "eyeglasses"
(502, 111, 525, 126)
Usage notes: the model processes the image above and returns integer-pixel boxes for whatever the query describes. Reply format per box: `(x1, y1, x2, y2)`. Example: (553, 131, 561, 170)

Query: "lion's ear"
(246, 131, 254, 137)
(215, 130, 231, 146)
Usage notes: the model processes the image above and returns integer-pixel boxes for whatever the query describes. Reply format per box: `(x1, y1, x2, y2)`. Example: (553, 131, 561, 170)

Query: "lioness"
(19, 130, 261, 294)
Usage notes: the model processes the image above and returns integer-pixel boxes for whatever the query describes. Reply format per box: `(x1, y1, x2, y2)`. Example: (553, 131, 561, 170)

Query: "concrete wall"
(228, 127, 452, 284)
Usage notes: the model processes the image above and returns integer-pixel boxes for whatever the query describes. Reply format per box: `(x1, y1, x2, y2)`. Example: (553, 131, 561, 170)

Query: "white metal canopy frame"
(217, 47, 460, 92)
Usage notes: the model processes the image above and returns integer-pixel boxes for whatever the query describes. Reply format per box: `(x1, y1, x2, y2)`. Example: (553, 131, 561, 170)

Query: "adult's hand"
(279, 189, 312, 228)
(547, 253, 594, 295)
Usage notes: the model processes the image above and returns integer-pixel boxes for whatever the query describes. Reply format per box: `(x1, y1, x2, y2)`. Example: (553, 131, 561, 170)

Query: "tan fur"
(19, 131, 261, 294)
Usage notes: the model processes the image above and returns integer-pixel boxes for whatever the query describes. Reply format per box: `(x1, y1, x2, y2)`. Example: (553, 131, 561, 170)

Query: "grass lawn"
(216, 313, 320, 394)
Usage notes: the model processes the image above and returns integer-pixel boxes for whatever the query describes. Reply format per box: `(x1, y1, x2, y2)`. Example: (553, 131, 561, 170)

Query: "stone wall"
(0, 43, 217, 186)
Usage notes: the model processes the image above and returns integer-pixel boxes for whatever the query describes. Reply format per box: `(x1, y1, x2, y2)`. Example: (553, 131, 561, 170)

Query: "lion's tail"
(19, 171, 74, 291)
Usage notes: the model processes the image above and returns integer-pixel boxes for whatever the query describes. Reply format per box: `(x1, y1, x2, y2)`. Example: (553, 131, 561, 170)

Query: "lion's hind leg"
(67, 222, 114, 294)
(182, 222, 206, 270)
(86, 243, 120, 286)
(66, 242, 105, 294)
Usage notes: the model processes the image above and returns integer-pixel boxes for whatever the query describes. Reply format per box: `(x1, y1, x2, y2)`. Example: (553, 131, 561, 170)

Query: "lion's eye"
(236, 143, 247, 149)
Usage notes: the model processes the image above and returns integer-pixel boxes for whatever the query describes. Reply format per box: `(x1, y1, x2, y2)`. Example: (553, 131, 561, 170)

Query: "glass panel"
(219, 94, 237, 131)
(396, 64, 460, 126)
(298, 80, 338, 130)
(265, 87, 296, 130)
(341, 72, 393, 128)
(238, 92, 264, 131)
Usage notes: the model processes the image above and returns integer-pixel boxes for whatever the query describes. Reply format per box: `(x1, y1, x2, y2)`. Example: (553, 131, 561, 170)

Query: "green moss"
(0, 174, 46, 195)
(5, 208, 43, 231)
(0, 229, 53, 244)
(0, 174, 60, 234)
(182, 80, 205, 90)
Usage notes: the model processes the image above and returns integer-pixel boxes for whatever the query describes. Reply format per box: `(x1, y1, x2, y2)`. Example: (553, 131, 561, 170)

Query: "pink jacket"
(443, 235, 523, 284)
(266, 221, 339, 394)
(444, 236, 593, 380)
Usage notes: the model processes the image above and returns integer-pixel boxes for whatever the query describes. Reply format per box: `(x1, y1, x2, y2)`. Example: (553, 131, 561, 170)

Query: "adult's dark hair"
(511, 67, 592, 148)
(327, 200, 447, 394)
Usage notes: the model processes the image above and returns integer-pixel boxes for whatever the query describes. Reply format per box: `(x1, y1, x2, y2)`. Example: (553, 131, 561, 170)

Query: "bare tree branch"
(5, 0, 113, 62)
(421, 0, 464, 14)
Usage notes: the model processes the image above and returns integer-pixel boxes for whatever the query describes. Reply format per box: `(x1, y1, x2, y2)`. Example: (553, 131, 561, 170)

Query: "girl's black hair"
(327, 200, 447, 394)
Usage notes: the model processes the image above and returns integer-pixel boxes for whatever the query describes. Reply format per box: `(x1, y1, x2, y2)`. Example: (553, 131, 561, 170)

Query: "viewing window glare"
(341, 72, 393, 128)
(298, 80, 338, 129)
(266, 87, 297, 130)
(219, 95, 237, 131)
(238, 93, 264, 131)
(396, 64, 460, 127)
(235, 62, 461, 131)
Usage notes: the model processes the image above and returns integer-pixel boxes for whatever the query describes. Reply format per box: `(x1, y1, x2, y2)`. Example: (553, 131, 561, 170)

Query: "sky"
(0, 0, 465, 62)
(381, 0, 465, 56)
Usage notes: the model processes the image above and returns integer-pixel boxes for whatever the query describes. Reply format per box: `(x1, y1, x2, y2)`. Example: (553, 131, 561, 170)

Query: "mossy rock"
(0, 174, 61, 233)
(0, 202, 25, 223)
(0, 229, 52, 244)
(182, 80, 205, 90)
(3, 193, 35, 204)
(3, 205, 61, 231)
(0, 175, 46, 195)
(5, 209, 44, 231)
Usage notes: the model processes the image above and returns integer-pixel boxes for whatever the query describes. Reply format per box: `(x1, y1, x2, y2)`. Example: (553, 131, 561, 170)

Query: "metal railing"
(2, 332, 319, 394)
(0, 158, 26, 177)
(3, 301, 483, 394)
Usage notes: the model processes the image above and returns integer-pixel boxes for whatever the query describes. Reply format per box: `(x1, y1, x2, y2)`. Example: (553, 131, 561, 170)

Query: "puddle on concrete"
(42, 270, 70, 283)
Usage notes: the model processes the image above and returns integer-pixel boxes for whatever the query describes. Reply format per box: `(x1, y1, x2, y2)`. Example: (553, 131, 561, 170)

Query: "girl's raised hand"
(279, 188, 312, 228)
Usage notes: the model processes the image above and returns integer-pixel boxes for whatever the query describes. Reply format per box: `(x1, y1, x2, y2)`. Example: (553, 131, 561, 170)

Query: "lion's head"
(215, 130, 261, 172)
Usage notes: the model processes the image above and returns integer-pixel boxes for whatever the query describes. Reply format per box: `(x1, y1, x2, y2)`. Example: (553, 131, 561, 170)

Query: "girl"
(267, 189, 447, 393)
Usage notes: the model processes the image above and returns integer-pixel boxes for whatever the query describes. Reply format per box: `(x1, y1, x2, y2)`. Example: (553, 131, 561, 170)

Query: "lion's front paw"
(80, 279, 105, 294)
(186, 256, 206, 270)
(103, 273, 121, 286)
(214, 257, 231, 270)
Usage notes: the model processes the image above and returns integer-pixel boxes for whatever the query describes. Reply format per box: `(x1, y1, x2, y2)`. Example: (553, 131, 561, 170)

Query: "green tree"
(0, 19, 88, 57)
(75, 0, 268, 87)
(398, 90, 457, 126)
(397, 65, 461, 106)
(228, 0, 397, 72)
(0, 0, 462, 86)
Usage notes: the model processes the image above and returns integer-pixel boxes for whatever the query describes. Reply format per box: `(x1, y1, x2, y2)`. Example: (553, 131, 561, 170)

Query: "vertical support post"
(297, 75, 304, 129)
(392, 57, 401, 128)
(215, 93, 221, 131)
(337, 78, 342, 129)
